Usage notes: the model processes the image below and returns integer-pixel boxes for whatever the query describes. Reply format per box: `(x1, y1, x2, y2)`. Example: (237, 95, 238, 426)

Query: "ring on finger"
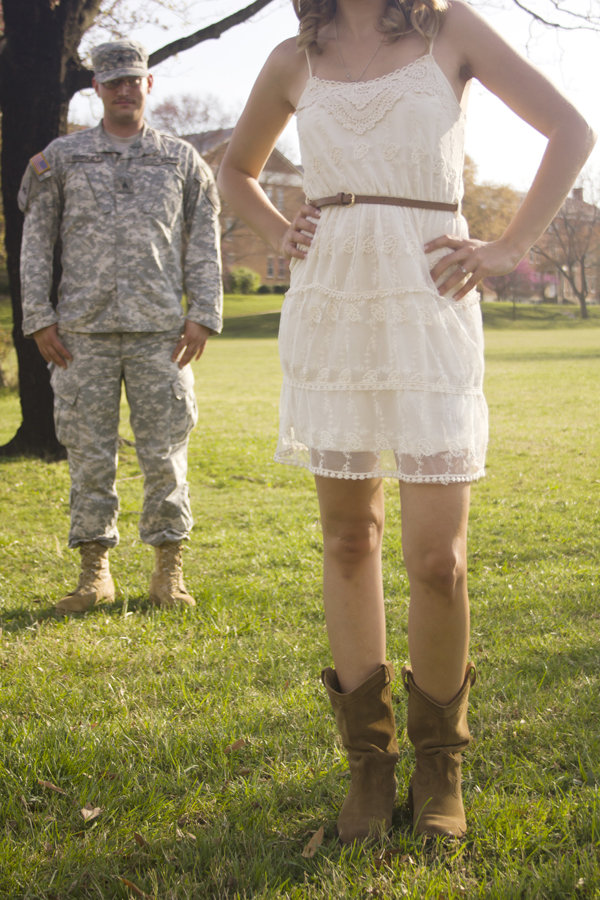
(459, 265, 469, 275)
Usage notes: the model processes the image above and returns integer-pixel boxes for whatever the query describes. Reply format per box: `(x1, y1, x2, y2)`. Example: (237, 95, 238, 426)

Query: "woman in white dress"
(218, 0, 594, 842)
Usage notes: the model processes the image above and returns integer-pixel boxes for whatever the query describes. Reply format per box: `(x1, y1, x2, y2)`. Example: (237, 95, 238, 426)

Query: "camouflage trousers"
(50, 330, 198, 549)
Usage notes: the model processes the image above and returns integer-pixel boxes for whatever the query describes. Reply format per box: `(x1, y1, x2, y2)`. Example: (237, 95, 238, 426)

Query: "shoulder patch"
(30, 152, 52, 180)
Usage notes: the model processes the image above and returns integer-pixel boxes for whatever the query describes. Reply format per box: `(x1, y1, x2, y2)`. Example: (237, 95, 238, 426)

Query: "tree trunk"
(1, 98, 67, 459)
(577, 259, 589, 319)
(0, 0, 94, 458)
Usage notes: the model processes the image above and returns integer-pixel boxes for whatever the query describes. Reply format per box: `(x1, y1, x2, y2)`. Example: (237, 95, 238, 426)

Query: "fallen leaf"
(224, 738, 247, 754)
(118, 877, 152, 898)
(302, 825, 324, 858)
(133, 832, 149, 848)
(38, 779, 68, 796)
(80, 805, 102, 822)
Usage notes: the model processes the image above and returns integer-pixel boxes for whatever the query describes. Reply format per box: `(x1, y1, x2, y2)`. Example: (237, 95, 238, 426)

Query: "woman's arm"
(217, 38, 320, 260)
(429, 0, 596, 298)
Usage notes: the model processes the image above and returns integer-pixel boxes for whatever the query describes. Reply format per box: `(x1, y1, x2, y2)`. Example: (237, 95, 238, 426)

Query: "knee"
(323, 516, 383, 575)
(406, 544, 466, 599)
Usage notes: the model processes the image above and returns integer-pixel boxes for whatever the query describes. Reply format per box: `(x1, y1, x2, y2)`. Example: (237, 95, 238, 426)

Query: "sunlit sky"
(70, 0, 600, 194)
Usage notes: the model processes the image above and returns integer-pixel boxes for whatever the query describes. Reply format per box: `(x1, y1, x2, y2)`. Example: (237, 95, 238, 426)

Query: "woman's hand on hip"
(280, 203, 321, 259)
(425, 235, 525, 300)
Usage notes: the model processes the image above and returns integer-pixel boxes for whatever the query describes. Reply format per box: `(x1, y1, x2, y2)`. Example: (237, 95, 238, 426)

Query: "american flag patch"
(31, 152, 51, 177)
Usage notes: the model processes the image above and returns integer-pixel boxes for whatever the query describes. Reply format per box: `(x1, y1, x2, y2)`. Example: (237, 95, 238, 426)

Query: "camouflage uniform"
(19, 121, 223, 548)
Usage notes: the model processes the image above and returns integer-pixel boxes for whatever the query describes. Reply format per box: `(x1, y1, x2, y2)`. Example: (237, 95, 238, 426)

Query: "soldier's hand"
(33, 325, 73, 368)
(172, 320, 211, 368)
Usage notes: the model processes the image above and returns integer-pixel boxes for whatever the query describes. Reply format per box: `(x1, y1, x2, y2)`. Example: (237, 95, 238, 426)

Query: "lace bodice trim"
(297, 54, 463, 135)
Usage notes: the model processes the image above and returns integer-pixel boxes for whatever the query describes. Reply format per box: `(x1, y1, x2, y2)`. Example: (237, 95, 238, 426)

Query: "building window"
(277, 187, 285, 210)
(278, 256, 287, 279)
(266, 257, 274, 279)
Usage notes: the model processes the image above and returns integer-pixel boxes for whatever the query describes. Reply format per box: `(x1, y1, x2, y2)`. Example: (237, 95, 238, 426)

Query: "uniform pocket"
(50, 365, 80, 446)
(139, 158, 184, 225)
(170, 365, 198, 444)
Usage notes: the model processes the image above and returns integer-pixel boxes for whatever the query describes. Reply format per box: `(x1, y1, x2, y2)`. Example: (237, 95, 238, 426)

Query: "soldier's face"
(93, 74, 153, 133)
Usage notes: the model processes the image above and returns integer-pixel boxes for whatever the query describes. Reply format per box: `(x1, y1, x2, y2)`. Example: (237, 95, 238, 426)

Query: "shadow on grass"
(485, 349, 600, 361)
(0, 595, 161, 634)
(222, 312, 280, 339)
(220, 306, 600, 338)
(507, 644, 600, 683)
(481, 302, 599, 329)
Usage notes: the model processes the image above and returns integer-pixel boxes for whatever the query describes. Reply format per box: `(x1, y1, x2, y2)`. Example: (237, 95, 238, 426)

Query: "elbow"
(216, 149, 235, 202)
(584, 123, 598, 159)
(549, 109, 598, 176)
(216, 165, 228, 201)
(568, 110, 597, 163)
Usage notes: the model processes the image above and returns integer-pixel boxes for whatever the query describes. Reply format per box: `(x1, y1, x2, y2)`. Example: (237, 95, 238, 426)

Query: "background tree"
(150, 93, 233, 136)
(462, 155, 521, 241)
(531, 188, 600, 319)
(486, 261, 544, 317)
(500, 0, 600, 32)
(0, 0, 276, 459)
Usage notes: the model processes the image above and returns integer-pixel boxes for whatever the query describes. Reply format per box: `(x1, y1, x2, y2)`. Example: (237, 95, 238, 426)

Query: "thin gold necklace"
(334, 19, 384, 82)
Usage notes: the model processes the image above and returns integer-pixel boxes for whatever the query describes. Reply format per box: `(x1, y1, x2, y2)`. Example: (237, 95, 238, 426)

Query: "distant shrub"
(273, 284, 290, 295)
(229, 266, 261, 295)
(256, 284, 272, 294)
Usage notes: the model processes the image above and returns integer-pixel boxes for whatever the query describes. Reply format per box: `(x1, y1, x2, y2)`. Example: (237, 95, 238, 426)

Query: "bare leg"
(315, 475, 387, 693)
(399, 482, 471, 704)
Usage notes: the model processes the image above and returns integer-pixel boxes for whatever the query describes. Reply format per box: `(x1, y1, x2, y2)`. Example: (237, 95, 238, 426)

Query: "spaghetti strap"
(304, 48, 313, 78)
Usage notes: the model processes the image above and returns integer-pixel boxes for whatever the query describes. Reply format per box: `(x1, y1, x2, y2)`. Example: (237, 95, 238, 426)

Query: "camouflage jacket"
(19, 123, 223, 337)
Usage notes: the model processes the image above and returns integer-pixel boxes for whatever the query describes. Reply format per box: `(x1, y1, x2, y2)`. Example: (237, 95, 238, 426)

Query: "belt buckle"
(339, 191, 355, 207)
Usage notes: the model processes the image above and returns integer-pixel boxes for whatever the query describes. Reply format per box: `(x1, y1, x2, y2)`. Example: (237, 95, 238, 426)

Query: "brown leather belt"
(308, 191, 458, 213)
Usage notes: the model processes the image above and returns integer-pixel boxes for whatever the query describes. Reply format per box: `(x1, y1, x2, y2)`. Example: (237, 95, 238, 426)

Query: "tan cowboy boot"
(149, 541, 195, 608)
(403, 664, 476, 838)
(55, 541, 115, 612)
(322, 663, 399, 843)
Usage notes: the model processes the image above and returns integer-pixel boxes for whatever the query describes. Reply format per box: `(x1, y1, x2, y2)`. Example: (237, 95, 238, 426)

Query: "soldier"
(19, 39, 223, 612)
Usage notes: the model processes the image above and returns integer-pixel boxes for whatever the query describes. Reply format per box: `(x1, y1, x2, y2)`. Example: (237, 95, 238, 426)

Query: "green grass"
(223, 293, 285, 318)
(0, 299, 599, 897)
(481, 301, 600, 329)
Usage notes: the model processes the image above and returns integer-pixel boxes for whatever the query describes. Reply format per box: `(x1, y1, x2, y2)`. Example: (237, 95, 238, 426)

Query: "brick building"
(184, 128, 304, 289)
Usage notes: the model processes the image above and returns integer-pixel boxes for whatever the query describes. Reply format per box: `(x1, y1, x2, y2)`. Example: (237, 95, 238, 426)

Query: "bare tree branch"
(150, 0, 277, 66)
(506, 0, 600, 32)
(67, 0, 278, 95)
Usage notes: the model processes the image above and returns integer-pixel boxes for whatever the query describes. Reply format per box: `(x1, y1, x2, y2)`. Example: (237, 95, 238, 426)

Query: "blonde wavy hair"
(292, 0, 448, 52)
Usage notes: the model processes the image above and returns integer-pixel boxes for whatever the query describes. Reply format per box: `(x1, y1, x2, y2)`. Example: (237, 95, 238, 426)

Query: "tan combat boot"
(55, 541, 115, 612)
(403, 664, 476, 839)
(322, 663, 399, 843)
(149, 541, 195, 608)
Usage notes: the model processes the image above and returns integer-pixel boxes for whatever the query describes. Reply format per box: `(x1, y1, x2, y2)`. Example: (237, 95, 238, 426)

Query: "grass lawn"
(0, 298, 599, 897)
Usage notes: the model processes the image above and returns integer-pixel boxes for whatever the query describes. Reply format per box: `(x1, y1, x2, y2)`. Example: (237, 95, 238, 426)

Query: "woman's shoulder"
(436, 1, 501, 75)
(258, 36, 309, 102)
(439, 1, 483, 33)
(265, 37, 305, 73)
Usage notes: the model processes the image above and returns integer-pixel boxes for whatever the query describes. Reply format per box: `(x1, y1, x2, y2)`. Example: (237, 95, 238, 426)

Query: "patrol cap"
(91, 39, 149, 83)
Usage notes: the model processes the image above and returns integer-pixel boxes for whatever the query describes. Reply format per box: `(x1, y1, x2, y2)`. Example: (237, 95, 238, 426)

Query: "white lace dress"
(275, 54, 488, 483)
